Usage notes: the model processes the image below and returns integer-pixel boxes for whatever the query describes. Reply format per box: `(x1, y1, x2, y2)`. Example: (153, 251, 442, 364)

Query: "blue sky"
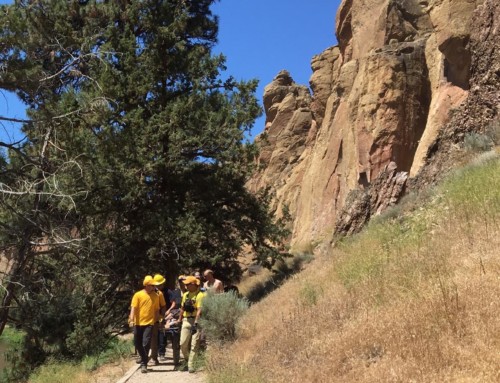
(0, 0, 341, 144)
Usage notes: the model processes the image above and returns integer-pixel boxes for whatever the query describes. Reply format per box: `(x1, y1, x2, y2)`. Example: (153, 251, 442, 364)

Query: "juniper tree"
(0, 0, 288, 362)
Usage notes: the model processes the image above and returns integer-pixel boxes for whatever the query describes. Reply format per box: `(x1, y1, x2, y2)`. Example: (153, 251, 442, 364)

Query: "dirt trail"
(117, 349, 206, 383)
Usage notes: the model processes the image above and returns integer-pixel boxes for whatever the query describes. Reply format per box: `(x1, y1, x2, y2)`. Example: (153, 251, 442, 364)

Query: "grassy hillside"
(206, 152, 500, 383)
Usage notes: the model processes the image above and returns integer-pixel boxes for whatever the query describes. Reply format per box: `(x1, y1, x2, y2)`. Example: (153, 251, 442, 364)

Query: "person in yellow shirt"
(176, 275, 204, 373)
(150, 273, 167, 365)
(129, 275, 160, 373)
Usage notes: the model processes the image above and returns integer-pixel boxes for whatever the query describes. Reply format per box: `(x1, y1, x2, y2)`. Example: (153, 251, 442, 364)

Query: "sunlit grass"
(207, 155, 500, 382)
(27, 337, 134, 383)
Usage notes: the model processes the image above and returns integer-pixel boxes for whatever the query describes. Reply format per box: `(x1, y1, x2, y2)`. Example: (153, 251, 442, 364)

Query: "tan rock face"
(411, 0, 499, 187)
(249, 0, 494, 246)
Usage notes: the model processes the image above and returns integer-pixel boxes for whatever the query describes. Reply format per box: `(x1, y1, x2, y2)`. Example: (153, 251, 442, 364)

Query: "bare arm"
(215, 279, 224, 293)
(165, 300, 175, 317)
(195, 306, 202, 324)
(176, 307, 184, 325)
(129, 306, 136, 325)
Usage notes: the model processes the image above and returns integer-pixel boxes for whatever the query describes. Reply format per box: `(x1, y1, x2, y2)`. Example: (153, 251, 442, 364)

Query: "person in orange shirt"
(129, 275, 160, 373)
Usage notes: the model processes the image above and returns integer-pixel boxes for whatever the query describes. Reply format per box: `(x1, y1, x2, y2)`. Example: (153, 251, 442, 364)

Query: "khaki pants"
(150, 322, 160, 360)
(180, 317, 200, 369)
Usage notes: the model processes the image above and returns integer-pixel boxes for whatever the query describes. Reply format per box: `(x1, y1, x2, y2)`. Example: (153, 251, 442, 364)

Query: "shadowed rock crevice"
(440, 35, 471, 90)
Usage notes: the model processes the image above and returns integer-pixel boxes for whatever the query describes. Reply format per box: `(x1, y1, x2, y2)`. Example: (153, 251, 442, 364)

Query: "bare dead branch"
(29, 237, 89, 247)
(0, 116, 32, 124)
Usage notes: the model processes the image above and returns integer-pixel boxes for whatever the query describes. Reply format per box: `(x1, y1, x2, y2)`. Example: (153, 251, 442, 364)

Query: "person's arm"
(176, 293, 186, 325)
(129, 306, 136, 325)
(165, 289, 175, 316)
(157, 291, 166, 318)
(194, 306, 202, 325)
(176, 307, 184, 325)
(129, 293, 138, 325)
(215, 280, 224, 294)
(194, 293, 204, 324)
(165, 299, 175, 317)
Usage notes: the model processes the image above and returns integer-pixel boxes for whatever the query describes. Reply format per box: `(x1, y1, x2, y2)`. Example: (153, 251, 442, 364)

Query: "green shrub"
(0, 327, 47, 383)
(0, 327, 26, 383)
(464, 132, 494, 152)
(485, 119, 500, 145)
(200, 291, 249, 344)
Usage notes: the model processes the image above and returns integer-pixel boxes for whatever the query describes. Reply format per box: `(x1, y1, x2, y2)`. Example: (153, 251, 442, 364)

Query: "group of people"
(128, 269, 224, 374)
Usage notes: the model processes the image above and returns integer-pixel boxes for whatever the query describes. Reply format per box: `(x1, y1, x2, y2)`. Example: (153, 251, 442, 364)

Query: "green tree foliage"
(0, 0, 288, 370)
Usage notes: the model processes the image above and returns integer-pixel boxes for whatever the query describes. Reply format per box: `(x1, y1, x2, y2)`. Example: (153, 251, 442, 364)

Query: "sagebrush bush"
(200, 291, 249, 344)
(486, 118, 500, 145)
(464, 132, 494, 152)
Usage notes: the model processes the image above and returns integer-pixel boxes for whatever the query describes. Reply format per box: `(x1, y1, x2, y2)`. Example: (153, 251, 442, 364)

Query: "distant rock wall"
(248, 0, 498, 246)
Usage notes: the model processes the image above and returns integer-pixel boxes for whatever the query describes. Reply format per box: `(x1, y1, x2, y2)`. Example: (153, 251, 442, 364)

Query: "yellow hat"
(143, 275, 155, 286)
(153, 274, 166, 285)
(182, 276, 200, 286)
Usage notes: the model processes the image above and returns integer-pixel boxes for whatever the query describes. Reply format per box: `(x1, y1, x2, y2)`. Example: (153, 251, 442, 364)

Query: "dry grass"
(206, 155, 500, 383)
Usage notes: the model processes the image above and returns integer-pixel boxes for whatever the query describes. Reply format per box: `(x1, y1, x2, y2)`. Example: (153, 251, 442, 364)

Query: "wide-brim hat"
(153, 274, 166, 285)
(182, 276, 200, 286)
(143, 275, 156, 286)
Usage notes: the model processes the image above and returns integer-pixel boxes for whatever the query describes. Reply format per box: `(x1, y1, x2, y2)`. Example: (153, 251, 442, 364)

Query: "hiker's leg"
(158, 327, 166, 358)
(142, 325, 153, 363)
(150, 322, 159, 360)
(172, 330, 181, 365)
(135, 326, 148, 366)
(179, 319, 192, 363)
(188, 328, 201, 370)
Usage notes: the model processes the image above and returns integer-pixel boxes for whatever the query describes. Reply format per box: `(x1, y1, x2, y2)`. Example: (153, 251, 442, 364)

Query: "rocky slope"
(247, 0, 499, 246)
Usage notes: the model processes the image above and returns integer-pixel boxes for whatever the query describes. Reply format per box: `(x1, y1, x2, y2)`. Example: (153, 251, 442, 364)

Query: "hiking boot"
(135, 357, 141, 364)
(152, 358, 160, 366)
(140, 365, 148, 373)
(188, 368, 195, 373)
(159, 355, 167, 361)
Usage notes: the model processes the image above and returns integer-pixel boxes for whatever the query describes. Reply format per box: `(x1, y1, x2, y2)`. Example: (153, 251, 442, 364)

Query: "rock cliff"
(247, 0, 499, 247)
